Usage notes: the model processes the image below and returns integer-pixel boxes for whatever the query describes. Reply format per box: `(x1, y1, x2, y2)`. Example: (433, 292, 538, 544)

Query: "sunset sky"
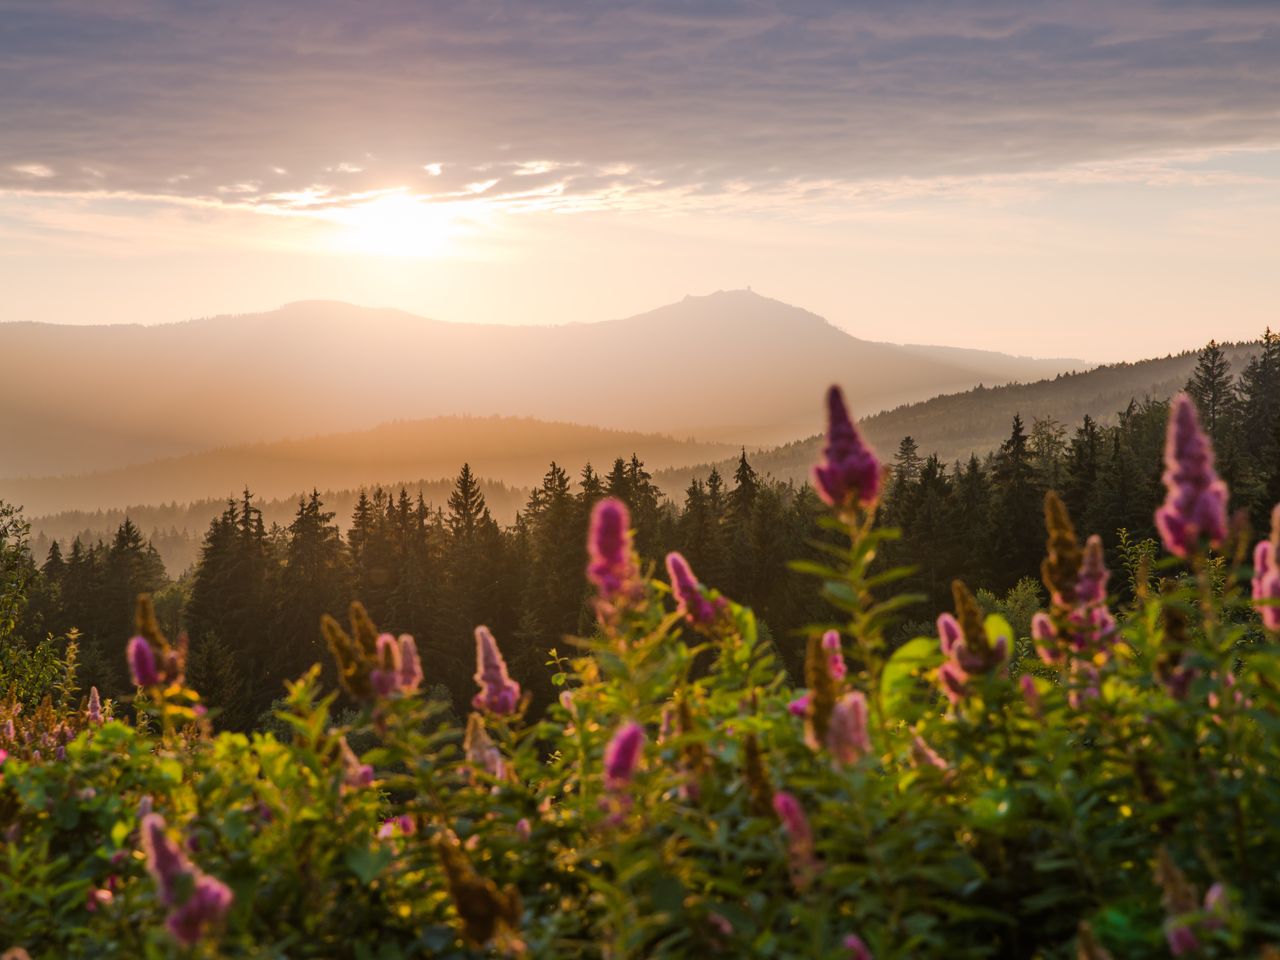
(3, 0, 1279, 360)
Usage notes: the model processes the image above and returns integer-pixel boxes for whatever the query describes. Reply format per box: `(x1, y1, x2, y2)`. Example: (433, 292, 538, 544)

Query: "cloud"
(0, 0, 1278, 219)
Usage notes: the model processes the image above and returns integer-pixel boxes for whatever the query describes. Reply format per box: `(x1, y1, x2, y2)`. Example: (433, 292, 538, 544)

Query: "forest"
(4, 335, 1278, 734)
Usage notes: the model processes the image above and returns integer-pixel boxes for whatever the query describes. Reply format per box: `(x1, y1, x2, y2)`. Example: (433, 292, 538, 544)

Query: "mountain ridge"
(0, 290, 1084, 478)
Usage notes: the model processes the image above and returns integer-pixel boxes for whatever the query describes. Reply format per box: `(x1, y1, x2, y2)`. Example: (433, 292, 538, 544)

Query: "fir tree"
(1186, 340, 1236, 443)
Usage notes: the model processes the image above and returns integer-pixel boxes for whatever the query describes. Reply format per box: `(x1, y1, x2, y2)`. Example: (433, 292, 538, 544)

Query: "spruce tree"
(988, 415, 1043, 589)
(1186, 340, 1237, 443)
(275, 491, 348, 688)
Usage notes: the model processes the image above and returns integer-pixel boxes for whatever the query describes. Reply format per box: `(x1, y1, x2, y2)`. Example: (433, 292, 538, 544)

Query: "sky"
(2, 0, 1279, 361)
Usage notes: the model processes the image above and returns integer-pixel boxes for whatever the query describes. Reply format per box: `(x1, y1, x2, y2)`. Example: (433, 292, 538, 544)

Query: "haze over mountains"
(0, 290, 1081, 480)
(656, 340, 1265, 493)
(2, 417, 736, 518)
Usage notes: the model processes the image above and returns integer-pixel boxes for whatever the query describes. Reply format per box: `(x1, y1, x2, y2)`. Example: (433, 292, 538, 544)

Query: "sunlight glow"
(322, 191, 459, 258)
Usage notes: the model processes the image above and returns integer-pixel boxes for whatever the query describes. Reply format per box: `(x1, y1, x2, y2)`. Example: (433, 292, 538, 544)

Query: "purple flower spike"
(938, 660, 968, 704)
(86, 686, 102, 725)
(812, 385, 881, 510)
(937, 614, 963, 657)
(398, 634, 423, 692)
(1155, 394, 1230, 558)
(587, 498, 639, 604)
(128, 636, 159, 687)
(339, 736, 374, 790)
(604, 720, 646, 791)
(370, 633, 402, 698)
(1076, 535, 1110, 605)
(1020, 675, 1041, 717)
(1254, 541, 1280, 631)
(844, 934, 874, 960)
(141, 814, 193, 907)
(1165, 919, 1200, 956)
(666, 552, 720, 626)
(826, 691, 871, 766)
(1252, 506, 1280, 632)
(471, 626, 522, 715)
(822, 630, 847, 681)
(911, 734, 949, 771)
(166, 873, 233, 946)
(772, 790, 818, 890)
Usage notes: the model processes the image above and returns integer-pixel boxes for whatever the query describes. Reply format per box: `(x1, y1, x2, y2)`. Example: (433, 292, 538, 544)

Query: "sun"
(324, 190, 458, 258)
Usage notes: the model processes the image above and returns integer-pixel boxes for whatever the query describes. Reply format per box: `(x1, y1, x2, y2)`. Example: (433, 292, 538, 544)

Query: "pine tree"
(1062, 415, 1101, 521)
(988, 415, 1043, 589)
(578, 463, 604, 504)
(727, 449, 760, 521)
(275, 491, 349, 687)
(1186, 340, 1237, 443)
(1238, 329, 1280, 521)
(891, 436, 923, 493)
(447, 464, 489, 541)
(515, 464, 587, 708)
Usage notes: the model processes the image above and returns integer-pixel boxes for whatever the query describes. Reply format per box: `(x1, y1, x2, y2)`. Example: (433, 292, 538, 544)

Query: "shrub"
(2, 390, 1280, 958)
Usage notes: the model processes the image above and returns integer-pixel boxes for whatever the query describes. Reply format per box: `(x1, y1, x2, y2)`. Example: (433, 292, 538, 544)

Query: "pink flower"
(911, 735, 949, 772)
(166, 874, 233, 947)
(516, 818, 532, 841)
(772, 790, 818, 890)
(1164, 918, 1200, 956)
(86, 686, 103, 725)
(604, 721, 645, 791)
(127, 636, 160, 687)
(339, 736, 374, 790)
(708, 912, 734, 938)
(666, 552, 722, 626)
(812, 385, 881, 510)
(86, 886, 114, 912)
(378, 814, 416, 839)
(141, 814, 192, 906)
(1032, 612, 1062, 665)
(938, 660, 968, 705)
(1075, 535, 1110, 605)
(1020, 675, 1041, 716)
(141, 813, 233, 946)
(587, 498, 640, 605)
(370, 633, 403, 698)
(844, 933, 873, 960)
(826, 691, 871, 766)
(787, 694, 810, 717)
(937, 613, 963, 657)
(822, 630, 847, 682)
(1252, 507, 1280, 631)
(398, 634, 423, 692)
(1203, 882, 1229, 928)
(465, 713, 506, 781)
(1155, 394, 1229, 558)
(471, 626, 521, 715)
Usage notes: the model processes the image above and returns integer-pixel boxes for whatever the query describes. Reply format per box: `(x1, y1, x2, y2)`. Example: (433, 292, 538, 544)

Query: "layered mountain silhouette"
(0, 290, 1082, 478)
(1, 417, 736, 517)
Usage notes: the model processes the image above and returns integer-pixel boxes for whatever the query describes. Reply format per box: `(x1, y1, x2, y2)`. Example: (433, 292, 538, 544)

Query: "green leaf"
(344, 844, 395, 885)
(881, 636, 942, 720)
(984, 614, 1013, 649)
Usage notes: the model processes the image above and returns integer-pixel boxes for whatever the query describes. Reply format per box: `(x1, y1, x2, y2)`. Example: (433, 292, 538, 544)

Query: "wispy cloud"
(2, 0, 1278, 215)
